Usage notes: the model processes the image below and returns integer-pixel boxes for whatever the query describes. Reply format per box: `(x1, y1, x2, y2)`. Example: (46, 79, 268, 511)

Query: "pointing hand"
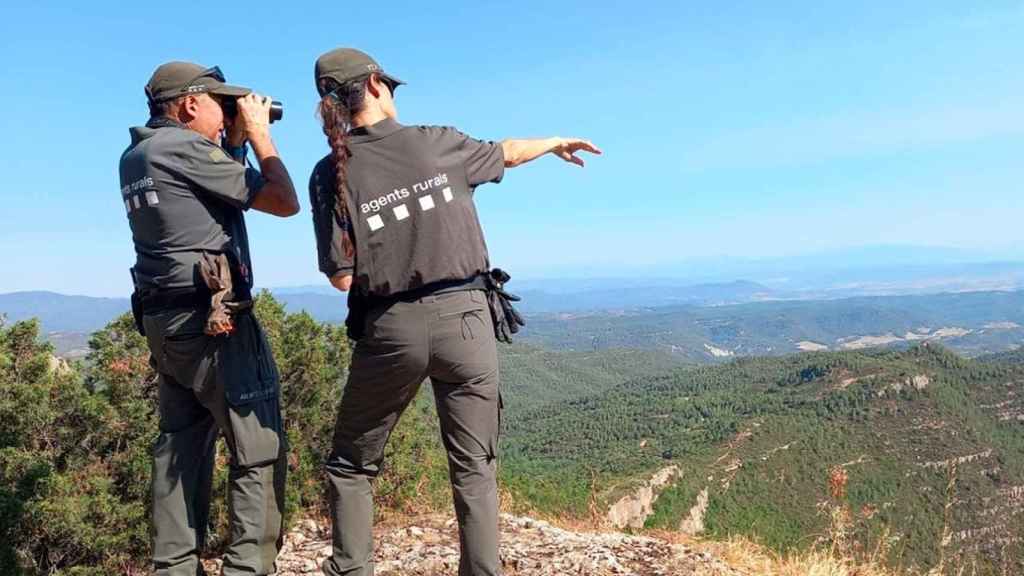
(553, 138, 602, 167)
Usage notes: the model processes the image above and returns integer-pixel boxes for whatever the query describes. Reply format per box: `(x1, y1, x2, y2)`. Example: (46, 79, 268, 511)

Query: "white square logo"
(367, 214, 385, 231)
(393, 204, 410, 221)
(145, 191, 159, 206)
(442, 187, 453, 202)
(419, 195, 435, 211)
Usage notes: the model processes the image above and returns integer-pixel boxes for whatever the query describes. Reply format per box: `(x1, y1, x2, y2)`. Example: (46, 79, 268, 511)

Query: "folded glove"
(485, 268, 526, 344)
(198, 253, 240, 336)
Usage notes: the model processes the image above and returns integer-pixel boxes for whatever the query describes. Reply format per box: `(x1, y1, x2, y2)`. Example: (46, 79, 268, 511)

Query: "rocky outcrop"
(919, 449, 993, 471)
(839, 327, 972, 350)
(796, 341, 828, 352)
(888, 374, 930, 394)
(703, 344, 734, 358)
(203, 513, 740, 576)
(679, 488, 710, 536)
(607, 466, 681, 529)
(47, 354, 72, 376)
(909, 374, 931, 390)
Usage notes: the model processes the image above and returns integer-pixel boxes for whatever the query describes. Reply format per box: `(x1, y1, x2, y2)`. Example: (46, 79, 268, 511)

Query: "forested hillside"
(979, 346, 1024, 365)
(502, 345, 1024, 573)
(498, 344, 685, 409)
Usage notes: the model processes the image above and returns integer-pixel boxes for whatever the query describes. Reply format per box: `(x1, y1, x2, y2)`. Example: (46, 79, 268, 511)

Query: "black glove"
(485, 268, 526, 344)
(129, 267, 146, 336)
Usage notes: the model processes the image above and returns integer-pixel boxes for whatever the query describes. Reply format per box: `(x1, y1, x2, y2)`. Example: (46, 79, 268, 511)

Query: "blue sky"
(1, 1, 1021, 296)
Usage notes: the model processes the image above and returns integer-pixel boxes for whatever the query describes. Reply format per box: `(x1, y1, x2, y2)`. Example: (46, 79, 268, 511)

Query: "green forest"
(502, 345, 1024, 573)
(2, 292, 1023, 574)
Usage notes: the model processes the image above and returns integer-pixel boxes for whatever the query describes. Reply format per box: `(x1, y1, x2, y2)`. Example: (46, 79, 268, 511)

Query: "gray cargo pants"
(144, 309, 287, 576)
(323, 289, 502, 576)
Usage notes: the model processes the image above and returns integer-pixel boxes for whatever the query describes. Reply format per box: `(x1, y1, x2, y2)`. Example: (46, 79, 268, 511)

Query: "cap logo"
(186, 84, 206, 93)
(367, 64, 379, 71)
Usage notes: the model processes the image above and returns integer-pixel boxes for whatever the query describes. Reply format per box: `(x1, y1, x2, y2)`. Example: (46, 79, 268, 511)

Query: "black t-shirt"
(309, 118, 504, 298)
(119, 121, 264, 291)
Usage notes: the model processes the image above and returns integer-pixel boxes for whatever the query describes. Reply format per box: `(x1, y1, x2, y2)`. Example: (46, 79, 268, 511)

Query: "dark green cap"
(145, 61, 251, 103)
(314, 48, 404, 97)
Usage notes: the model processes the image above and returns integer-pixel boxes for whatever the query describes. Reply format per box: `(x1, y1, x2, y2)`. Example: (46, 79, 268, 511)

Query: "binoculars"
(222, 99, 284, 123)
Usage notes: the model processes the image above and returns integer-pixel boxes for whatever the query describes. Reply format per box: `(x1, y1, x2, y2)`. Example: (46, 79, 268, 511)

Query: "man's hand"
(552, 138, 602, 167)
(235, 93, 272, 145)
(231, 92, 298, 217)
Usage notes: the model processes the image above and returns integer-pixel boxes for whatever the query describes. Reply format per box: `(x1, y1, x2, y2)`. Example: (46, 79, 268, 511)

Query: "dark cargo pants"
(323, 289, 502, 576)
(144, 309, 287, 576)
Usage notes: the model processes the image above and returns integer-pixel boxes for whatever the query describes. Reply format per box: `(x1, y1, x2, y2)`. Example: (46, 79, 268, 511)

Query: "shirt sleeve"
(170, 133, 265, 210)
(309, 160, 355, 278)
(427, 126, 505, 188)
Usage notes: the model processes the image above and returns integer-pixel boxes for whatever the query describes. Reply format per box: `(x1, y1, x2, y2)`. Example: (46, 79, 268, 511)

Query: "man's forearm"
(501, 138, 560, 168)
(250, 133, 299, 216)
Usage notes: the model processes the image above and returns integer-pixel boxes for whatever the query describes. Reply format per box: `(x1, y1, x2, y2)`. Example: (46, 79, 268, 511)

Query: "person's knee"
(448, 453, 497, 493)
(326, 448, 383, 478)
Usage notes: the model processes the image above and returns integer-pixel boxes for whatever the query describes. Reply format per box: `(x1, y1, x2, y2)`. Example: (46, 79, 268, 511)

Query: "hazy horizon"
(4, 243, 1022, 298)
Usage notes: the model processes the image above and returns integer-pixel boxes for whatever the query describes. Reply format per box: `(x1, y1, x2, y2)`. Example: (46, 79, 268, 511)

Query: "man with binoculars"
(119, 61, 298, 576)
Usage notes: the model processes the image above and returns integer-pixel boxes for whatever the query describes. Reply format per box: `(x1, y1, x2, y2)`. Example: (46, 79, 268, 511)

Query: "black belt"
(366, 275, 486, 308)
(139, 286, 253, 314)
(139, 288, 208, 313)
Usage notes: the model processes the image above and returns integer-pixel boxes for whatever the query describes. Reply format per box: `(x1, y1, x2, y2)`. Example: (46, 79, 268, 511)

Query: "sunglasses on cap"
(185, 66, 226, 91)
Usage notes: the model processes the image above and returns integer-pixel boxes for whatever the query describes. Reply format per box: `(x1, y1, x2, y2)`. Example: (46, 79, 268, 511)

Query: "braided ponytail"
(317, 75, 370, 259)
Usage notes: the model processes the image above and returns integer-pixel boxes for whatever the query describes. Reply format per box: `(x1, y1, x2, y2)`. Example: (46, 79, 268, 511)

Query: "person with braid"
(308, 47, 600, 576)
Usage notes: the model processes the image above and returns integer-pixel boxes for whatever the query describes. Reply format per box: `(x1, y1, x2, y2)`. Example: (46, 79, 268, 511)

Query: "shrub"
(1, 292, 451, 574)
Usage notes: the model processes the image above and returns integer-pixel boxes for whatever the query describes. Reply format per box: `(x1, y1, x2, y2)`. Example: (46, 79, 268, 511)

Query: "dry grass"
(694, 536, 905, 576)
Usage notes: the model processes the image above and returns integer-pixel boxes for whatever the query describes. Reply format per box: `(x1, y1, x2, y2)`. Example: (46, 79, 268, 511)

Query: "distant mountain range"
(4, 285, 1024, 359)
(0, 291, 131, 333)
(0, 280, 792, 334)
(523, 290, 1024, 360)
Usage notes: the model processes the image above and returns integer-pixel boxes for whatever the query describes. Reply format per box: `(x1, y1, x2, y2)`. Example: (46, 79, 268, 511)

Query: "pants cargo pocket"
(217, 314, 284, 467)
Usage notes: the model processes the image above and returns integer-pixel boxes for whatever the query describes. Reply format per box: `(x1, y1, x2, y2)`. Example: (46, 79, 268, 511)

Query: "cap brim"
(209, 83, 251, 97)
(380, 72, 406, 86)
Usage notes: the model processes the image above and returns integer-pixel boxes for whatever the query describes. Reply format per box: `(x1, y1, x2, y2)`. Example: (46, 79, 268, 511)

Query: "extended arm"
(501, 137, 602, 168)
(232, 94, 299, 217)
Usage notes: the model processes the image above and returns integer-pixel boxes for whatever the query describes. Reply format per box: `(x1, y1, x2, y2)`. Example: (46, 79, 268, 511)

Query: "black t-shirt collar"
(348, 117, 403, 144)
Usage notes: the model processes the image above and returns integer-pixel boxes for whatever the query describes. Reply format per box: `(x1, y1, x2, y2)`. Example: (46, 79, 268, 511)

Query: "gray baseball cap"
(145, 61, 251, 103)
(314, 48, 404, 96)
